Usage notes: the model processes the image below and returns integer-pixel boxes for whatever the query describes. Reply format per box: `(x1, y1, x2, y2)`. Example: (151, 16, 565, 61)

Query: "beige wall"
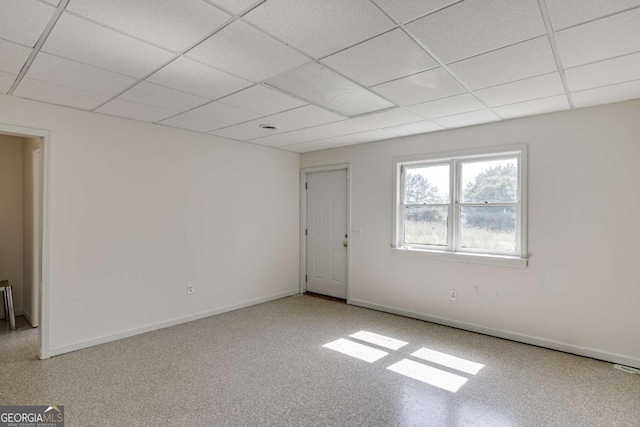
(22, 136, 43, 326)
(302, 100, 640, 368)
(0, 94, 300, 355)
(0, 134, 23, 315)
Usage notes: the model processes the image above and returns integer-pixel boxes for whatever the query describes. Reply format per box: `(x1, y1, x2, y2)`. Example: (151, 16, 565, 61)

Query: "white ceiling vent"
(266, 62, 394, 117)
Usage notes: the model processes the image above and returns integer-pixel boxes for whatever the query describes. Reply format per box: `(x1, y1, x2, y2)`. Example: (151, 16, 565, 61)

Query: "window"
(393, 146, 527, 267)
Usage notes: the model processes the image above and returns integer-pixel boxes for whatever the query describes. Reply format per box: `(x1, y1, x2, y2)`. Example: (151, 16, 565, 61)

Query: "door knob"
(343, 242, 348, 248)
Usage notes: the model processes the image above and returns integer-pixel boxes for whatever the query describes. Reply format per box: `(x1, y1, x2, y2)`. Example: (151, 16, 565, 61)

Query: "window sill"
(391, 247, 528, 268)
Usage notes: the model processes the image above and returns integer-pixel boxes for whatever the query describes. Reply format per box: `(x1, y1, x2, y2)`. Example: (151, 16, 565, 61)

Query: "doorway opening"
(300, 164, 351, 301)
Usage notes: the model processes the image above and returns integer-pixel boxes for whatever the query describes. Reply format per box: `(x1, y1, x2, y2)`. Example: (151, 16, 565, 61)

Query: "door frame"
(0, 122, 51, 359)
(300, 164, 351, 302)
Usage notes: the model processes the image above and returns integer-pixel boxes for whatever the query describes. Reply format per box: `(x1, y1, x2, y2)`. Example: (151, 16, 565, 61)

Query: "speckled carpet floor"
(0, 295, 638, 426)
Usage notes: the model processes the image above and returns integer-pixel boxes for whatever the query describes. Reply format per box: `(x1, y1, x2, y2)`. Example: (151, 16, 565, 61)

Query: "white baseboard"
(48, 290, 298, 358)
(349, 298, 640, 370)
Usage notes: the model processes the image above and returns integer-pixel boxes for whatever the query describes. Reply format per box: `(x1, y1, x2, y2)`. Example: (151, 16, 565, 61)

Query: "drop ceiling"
(1, 0, 639, 153)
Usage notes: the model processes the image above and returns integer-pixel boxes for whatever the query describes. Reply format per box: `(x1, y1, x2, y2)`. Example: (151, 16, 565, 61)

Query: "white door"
(306, 170, 348, 299)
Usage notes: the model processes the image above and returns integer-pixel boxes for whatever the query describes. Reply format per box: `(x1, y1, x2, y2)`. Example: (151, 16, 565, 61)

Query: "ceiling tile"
(243, 0, 395, 58)
(555, 8, 640, 68)
(159, 112, 223, 132)
(207, 0, 257, 14)
(311, 120, 375, 136)
(372, 0, 457, 23)
(96, 98, 176, 122)
(67, 0, 230, 52)
(26, 52, 136, 96)
(119, 81, 209, 112)
(407, 93, 485, 119)
(432, 110, 501, 129)
(355, 108, 424, 128)
(0, 0, 55, 47)
(237, 117, 304, 136)
(475, 73, 566, 107)
(14, 78, 110, 110)
(494, 95, 570, 118)
(188, 102, 262, 126)
(571, 79, 640, 108)
(406, 0, 546, 63)
(565, 51, 640, 92)
(0, 39, 32, 75)
(269, 105, 344, 127)
(250, 127, 335, 146)
(218, 85, 306, 115)
(0, 71, 16, 94)
(267, 62, 394, 116)
(147, 57, 251, 100)
(281, 140, 333, 153)
(42, 0, 61, 5)
(43, 13, 174, 78)
(210, 124, 269, 141)
(347, 129, 397, 143)
(449, 37, 557, 90)
(546, 0, 640, 30)
(187, 20, 308, 82)
(372, 68, 465, 106)
(384, 120, 444, 136)
(321, 29, 437, 87)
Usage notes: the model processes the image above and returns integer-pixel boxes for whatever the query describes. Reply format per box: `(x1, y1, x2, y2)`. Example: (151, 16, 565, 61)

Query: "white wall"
(302, 100, 640, 368)
(0, 134, 23, 316)
(0, 94, 300, 355)
(22, 136, 43, 327)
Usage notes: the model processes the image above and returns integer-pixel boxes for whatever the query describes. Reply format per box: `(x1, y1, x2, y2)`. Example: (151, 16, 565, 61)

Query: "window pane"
(461, 158, 517, 203)
(460, 206, 516, 252)
(404, 165, 450, 204)
(404, 206, 448, 246)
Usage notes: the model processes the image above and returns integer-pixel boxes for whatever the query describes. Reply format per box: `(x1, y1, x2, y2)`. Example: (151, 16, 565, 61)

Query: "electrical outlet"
(187, 284, 195, 295)
(450, 289, 457, 301)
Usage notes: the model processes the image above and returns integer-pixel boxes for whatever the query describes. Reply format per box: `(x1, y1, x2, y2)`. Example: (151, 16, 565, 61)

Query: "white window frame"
(392, 144, 528, 268)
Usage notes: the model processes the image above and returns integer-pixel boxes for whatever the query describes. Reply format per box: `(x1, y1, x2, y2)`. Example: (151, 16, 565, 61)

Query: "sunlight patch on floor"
(411, 347, 485, 375)
(349, 330, 408, 350)
(387, 359, 468, 393)
(323, 338, 389, 362)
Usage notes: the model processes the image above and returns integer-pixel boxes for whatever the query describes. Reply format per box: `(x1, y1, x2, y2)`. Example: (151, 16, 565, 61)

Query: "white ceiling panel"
(555, 8, 640, 68)
(565, 52, 640, 92)
(147, 57, 251, 100)
(372, 68, 465, 106)
(26, 52, 136, 96)
(14, 78, 110, 110)
(432, 110, 501, 129)
(311, 120, 375, 137)
(243, 0, 395, 58)
(43, 13, 174, 78)
(210, 124, 270, 141)
(372, 0, 457, 23)
(42, 0, 60, 5)
(0, 0, 55, 47)
(0, 39, 32, 75)
(321, 29, 437, 87)
(267, 62, 394, 116)
(250, 127, 335, 146)
(188, 101, 262, 126)
(67, 0, 230, 52)
(475, 73, 565, 107)
(449, 37, 558, 90)
(406, 0, 546, 64)
(218, 85, 306, 115)
(494, 95, 570, 118)
(355, 108, 424, 128)
(546, 0, 640, 30)
(96, 98, 176, 122)
(571, 79, 640, 108)
(187, 20, 308, 82)
(159, 113, 225, 133)
(407, 93, 485, 119)
(208, 0, 258, 14)
(0, 71, 16, 94)
(384, 120, 445, 136)
(282, 140, 334, 153)
(236, 117, 304, 136)
(347, 129, 398, 143)
(270, 105, 344, 127)
(119, 81, 209, 112)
